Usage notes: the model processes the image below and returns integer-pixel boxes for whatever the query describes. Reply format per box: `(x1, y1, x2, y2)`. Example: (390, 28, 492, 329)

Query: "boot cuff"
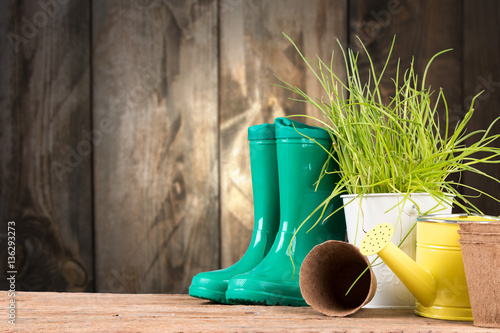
(248, 123, 276, 141)
(274, 117, 331, 140)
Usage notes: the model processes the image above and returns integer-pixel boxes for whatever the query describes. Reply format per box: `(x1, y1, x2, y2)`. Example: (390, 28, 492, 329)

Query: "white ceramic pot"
(341, 193, 453, 308)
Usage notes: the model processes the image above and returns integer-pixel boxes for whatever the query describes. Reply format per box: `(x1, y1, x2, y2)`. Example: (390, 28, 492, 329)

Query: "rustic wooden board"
(218, 0, 347, 267)
(349, 0, 463, 142)
(0, 292, 494, 332)
(92, 0, 219, 293)
(462, 0, 500, 215)
(0, 0, 92, 291)
(349, 0, 463, 119)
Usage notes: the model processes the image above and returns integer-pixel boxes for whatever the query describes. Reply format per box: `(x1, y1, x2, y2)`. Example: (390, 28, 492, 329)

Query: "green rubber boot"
(225, 117, 346, 306)
(189, 123, 280, 304)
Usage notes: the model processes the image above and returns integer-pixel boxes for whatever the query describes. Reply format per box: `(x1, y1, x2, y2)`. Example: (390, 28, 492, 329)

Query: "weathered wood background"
(1, 0, 499, 293)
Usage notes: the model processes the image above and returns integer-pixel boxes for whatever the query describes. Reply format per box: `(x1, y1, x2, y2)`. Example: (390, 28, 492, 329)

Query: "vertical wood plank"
(463, 0, 500, 215)
(349, 0, 463, 112)
(219, 0, 348, 267)
(93, 0, 219, 293)
(0, 0, 92, 291)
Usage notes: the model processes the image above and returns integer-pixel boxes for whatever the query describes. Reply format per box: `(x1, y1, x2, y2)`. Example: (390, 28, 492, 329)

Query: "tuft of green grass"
(275, 33, 500, 234)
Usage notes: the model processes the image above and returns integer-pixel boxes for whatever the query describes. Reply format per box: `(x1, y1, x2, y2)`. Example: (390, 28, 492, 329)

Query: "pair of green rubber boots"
(189, 117, 346, 306)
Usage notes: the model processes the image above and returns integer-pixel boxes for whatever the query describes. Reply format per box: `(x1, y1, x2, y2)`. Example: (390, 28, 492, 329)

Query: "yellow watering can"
(360, 214, 497, 321)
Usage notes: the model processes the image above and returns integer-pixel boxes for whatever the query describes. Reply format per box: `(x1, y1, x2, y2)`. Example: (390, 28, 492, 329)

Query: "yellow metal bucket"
(415, 215, 471, 320)
(361, 214, 500, 321)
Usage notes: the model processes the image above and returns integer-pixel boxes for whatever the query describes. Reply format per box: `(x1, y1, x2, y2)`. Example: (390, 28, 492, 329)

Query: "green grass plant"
(275, 33, 500, 235)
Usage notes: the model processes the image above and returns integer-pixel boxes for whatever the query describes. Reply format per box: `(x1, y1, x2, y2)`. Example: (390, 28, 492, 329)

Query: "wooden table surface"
(1, 292, 499, 332)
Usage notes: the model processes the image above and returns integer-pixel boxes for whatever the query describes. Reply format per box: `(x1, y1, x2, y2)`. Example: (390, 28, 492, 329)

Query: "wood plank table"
(1, 292, 499, 332)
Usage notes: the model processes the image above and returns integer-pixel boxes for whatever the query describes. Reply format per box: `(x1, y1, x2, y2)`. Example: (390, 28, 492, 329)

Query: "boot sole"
(189, 286, 230, 304)
(226, 288, 307, 307)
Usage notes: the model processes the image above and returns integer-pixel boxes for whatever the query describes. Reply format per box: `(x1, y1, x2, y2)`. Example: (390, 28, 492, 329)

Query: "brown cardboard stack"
(458, 220, 500, 328)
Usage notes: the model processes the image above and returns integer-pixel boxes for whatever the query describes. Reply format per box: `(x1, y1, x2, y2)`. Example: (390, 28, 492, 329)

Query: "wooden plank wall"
(92, 0, 219, 293)
(462, 0, 500, 213)
(218, 0, 347, 267)
(0, 0, 92, 291)
(1, 0, 499, 293)
(350, 0, 462, 113)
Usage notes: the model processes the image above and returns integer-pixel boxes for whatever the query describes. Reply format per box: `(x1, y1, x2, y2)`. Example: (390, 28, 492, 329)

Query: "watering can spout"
(360, 223, 437, 307)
